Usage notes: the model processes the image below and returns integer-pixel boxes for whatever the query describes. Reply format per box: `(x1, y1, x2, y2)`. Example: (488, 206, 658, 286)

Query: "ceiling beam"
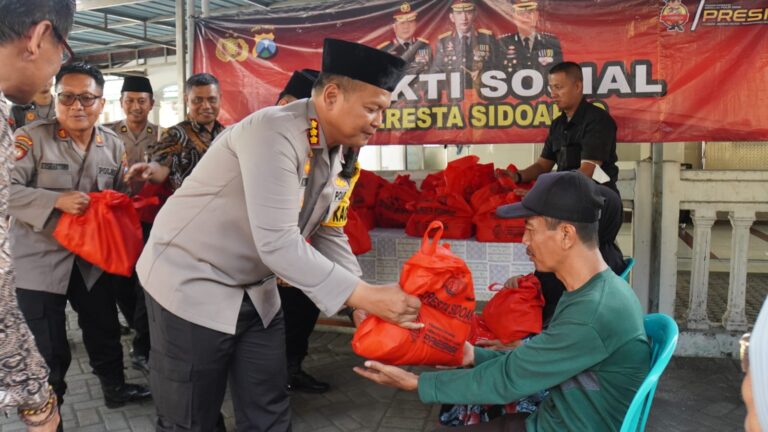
(76, 0, 154, 12)
(73, 19, 176, 49)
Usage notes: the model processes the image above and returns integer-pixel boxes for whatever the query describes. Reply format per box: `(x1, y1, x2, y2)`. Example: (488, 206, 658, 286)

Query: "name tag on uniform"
(98, 167, 118, 176)
(40, 162, 69, 171)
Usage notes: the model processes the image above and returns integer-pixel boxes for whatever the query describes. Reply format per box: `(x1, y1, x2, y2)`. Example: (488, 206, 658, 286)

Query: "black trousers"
(278, 285, 320, 369)
(17, 265, 126, 403)
(147, 293, 291, 432)
(113, 272, 151, 357)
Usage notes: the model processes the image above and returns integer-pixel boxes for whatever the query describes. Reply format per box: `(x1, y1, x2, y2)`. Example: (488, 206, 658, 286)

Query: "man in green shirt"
(355, 171, 650, 431)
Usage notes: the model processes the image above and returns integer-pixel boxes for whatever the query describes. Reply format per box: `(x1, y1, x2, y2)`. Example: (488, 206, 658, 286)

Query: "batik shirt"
(0, 93, 50, 412)
(148, 117, 225, 191)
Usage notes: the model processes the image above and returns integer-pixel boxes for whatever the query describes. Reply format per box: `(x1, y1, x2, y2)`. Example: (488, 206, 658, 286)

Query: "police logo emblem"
(660, 0, 690, 32)
(253, 33, 277, 59)
(216, 36, 249, 63)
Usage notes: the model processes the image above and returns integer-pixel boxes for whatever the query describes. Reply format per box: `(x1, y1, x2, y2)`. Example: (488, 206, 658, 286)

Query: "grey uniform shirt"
(103, 119, 160, 166)
(137, 99, 362, 335)
(9, 119, 128, 294)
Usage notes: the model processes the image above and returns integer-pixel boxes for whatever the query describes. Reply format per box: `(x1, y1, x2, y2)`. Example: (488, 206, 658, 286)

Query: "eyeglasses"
(57, 93, 102, 107)
(51, 25, 75, 65)
(740, 332, 750, 373)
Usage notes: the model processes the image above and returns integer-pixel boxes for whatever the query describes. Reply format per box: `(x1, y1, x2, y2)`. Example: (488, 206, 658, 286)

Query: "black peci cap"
(121, 76, 153, 94)
(496, 171, 605, 223)
(279, 69, 319, 101)
(321, 38, 407, 92)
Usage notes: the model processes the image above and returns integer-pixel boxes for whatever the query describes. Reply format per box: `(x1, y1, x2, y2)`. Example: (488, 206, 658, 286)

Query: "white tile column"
(722, 209, 756, 331)
(686, 208, 716, 330)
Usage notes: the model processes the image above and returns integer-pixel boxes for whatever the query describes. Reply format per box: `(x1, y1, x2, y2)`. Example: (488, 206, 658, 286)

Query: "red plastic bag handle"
(488, 283, 504, 292)
(420, 221, 444, 255)
(132, 196, 161, 209)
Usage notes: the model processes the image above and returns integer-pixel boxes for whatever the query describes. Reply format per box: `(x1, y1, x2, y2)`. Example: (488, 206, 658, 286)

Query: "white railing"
(624, 162, 768, 356)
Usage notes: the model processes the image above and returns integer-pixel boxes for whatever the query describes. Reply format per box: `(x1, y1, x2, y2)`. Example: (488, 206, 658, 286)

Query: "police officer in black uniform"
(497, 0, 563, 77)
(431, 0, 497, 90)
(377, 2, 433, 75)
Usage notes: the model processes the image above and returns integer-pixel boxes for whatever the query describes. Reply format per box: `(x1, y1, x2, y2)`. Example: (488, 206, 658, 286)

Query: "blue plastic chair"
(620, 313, 679, 432)
(619, 257, 635, 282)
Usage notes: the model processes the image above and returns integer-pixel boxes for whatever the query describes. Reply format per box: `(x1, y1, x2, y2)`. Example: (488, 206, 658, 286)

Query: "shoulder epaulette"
(438, 31, 452, 39)
(417, 37, 430, 44)
(377, 41, 390, 49)
(478, 28, 493, 35)
(99, 125, 119, 138)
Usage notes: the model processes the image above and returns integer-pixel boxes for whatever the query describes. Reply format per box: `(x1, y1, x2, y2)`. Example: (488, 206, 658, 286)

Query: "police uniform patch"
(14, 143, 29, 161)
(95, 134, 103, 144)
(120, 125, 128, 133)
(26, 111, 36, 122)
(57, 128, 68, 139)
(307, 118, 320, 147)
(322, 162, 361, 228)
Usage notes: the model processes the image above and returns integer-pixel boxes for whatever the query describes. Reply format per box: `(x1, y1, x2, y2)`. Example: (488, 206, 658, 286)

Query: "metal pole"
(175, 0, 186, 122)
(202, 0, 210, 17)
(186, 0, 195, 79)
(648, 142, 664, 312)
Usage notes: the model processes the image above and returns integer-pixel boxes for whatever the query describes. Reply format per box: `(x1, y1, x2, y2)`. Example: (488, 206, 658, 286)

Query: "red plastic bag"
(53, 190, 145, 276)
(468, 314, 496, 345)
(405, 190, 474, 239)
(444, 156, 495, 203)
(351, 169, 387, 209)
(469, 169, 517, 212)
(482, 276, 545, 344)
(375, 175, 420, 228)
(352, 221, 476, 366)
(420, 171, 446, 198)
(134, 179, 173, 224)
(354, 206, 377, 231)
(473, 192, 525, 243)
(344, 208, 372, 255)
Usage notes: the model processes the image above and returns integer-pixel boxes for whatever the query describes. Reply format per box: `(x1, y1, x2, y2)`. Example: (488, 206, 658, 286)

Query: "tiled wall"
(357, 228, 535, 301)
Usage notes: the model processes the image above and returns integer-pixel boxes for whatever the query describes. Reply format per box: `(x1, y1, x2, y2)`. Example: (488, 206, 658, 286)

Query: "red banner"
(194, 0, 768, 144)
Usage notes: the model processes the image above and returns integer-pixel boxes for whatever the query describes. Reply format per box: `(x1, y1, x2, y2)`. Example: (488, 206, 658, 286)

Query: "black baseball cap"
(496, 171, 604, 223)
(322, 38, 407, 92)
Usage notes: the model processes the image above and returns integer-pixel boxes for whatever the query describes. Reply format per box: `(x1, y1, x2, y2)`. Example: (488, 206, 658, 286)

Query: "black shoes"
(130, 352, 150, 376)
(102, 382, 152, 408)
(288, 369, 330, 394)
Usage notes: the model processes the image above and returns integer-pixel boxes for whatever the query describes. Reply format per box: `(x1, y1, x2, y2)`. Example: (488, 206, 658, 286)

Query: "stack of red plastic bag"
(471, 275, 544, 344)
(351, 169, 386, 230)
(470, 165, 529, 242)
(352, 221, 476, 366)
(443, 156, 495, 204)
(53, 190, 147, 276)
(375, 174, 420, 228)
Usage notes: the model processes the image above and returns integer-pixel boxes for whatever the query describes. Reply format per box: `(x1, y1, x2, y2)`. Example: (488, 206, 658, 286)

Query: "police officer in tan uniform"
(9, 78, 56, 131)
(104, 76, 159, 166)
(377, 2, 433, 75)
(103, 75, 159, 376)
(274, 68, 333, 394)
(132, 38, 420, 431)
(431, 0, 497, 89)
(11, 62, 151, 413)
